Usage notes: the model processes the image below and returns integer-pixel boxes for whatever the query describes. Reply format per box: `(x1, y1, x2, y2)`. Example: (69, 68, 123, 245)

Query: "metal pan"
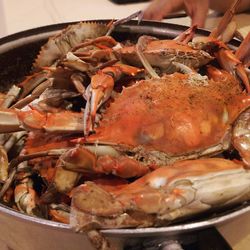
(0, 20, 249, 250)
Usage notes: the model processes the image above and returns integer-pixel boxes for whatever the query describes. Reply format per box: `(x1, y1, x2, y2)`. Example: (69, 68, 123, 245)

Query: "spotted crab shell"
(33, 22, 109, 69)
(117, 39, 214, 70)
(87, 72, 250, 165)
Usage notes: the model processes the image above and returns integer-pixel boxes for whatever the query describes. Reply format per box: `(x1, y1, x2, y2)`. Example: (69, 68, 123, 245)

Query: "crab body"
(34, 22, 110, 69)
(117, 38, 213, 70)
(87, 72, 250, 165)
(2, 71, 249, 175)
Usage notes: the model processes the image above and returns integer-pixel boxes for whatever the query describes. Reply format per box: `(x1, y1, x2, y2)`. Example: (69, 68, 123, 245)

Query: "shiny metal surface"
(1, 201, 250, 236)
(0, 20, 248, 250)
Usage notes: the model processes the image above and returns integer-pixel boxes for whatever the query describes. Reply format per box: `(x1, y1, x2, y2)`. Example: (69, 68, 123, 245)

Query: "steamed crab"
(70, 157, 250, 249)
(1, 54, 250, 207)
(0, 5, 249, 173)
(0, 1, 250, 244)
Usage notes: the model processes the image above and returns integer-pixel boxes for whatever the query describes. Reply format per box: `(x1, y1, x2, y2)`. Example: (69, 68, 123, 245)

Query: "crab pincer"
(84, 64, 143, 135)
(59, 146, 150, 179)
(70, 158, 250, 231)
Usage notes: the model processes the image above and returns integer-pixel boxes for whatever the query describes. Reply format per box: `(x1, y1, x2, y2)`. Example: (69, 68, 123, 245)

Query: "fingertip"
(191, 20, 205, 28)
(142, 11, 163, 21)
(191, 15, 206, 28)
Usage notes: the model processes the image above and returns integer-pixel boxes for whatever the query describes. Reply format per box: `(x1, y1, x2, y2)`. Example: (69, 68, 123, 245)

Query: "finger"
(191, 0, 209, 27)
(143, 0, 185, 20)
(191, 13, 207, 27)
(184, 0, 209, 27)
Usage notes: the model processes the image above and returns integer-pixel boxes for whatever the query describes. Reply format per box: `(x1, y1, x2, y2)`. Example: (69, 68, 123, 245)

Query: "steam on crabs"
(0, 0, 250, 249)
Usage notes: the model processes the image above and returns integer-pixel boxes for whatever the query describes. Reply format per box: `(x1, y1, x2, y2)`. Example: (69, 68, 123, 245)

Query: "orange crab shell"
(117, 39, 213, 69)
(87, 72, 250, 158)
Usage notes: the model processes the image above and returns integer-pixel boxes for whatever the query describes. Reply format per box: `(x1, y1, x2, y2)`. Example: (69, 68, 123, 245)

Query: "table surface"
(0, 0, 250, 250)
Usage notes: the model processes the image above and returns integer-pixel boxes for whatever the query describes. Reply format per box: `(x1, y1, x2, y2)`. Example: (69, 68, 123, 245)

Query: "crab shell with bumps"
(2, 70, 250, 175)
(33, 22, 110, 69)
(116, 35, 213, 71)
(84, 70, 250, 167)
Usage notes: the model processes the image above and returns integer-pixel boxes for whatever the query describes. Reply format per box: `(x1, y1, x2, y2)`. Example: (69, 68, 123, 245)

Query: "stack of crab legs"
(1, 0, 250, 249)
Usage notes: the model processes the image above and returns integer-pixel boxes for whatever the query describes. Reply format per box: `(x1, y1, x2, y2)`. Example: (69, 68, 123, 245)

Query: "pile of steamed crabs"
(1, 0, 250, 248)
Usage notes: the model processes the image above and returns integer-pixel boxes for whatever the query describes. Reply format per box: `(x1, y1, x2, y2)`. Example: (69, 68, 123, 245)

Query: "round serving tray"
(0, 20, 247, 250)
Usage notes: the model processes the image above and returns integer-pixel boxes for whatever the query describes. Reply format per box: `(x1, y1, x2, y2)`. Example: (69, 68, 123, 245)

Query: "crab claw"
(90, 71, 115, 123)
(209, 0, 241, 41)
(174, 25, 197, 44)
(60, 146, 150, 178)
(215, 48, 250, 93)
(84, 64, 143, 134)
(71, 158, 250, 232)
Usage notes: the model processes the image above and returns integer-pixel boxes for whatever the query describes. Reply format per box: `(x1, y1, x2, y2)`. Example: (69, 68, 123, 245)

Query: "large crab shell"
(117, 40, 213, 70)
(34, 22, 109, 69)
(87, 72, 250, 165)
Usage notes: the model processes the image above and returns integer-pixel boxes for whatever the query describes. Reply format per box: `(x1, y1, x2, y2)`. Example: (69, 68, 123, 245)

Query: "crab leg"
(70, 73, 87, 97)
(0, 109, 84, 134)
(0, 148, 67, 199)
(0, 146, 8, 182)
(174, 25, 197, 44)
(235, 31, 250, 66)
(215, 44, 250, 92)
(49, 203, 70, 224)
(209, 0, 242, 41)
(11, 78, 53, 109)
(0, 131, 27, 182)
(136, 36, 160, 79)
(192, 0, 250, 92)
(3, 131, 27, 152)
(60, 146, 150, 178)
(210, 6, 249, 89)
(0, 85, 21, 108)
(14, 167, 39, 216)
(71, 36, 117, 52)
(18, 70, 50, 99)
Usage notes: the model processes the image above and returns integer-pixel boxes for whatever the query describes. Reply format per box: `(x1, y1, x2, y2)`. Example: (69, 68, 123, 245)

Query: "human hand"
(143, 0, 209, 27)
